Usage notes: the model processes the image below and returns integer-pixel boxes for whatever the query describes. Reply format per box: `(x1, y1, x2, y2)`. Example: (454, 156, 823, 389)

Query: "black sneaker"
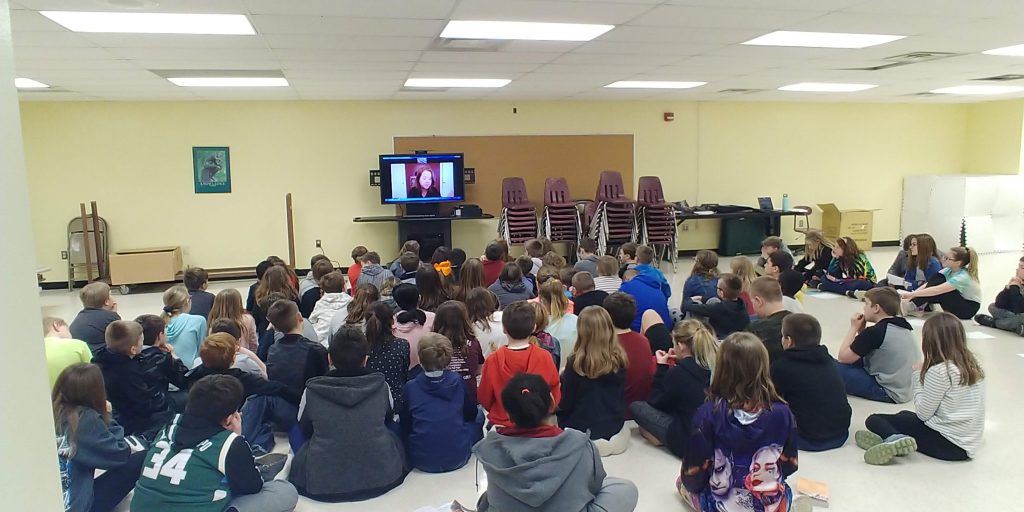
(846, 290, 858, 299)
(1017, 324, 1024, 337)
(255, 452, 288, 481)
(974, 314, 995, 328)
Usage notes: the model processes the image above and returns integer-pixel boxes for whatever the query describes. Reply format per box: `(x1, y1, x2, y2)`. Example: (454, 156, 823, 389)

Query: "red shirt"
(347, 262, 362, 292)
(481, 259, 504, 287)
(478, 344, 561, 428)
(617, 331, 656, 419)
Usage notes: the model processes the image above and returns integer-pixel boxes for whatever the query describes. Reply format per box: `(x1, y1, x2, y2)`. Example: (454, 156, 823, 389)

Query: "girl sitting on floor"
(795, 229, 833, 284)
(816, 237, 876, 298)
(899, 246, 981, 320)
(857, 312, 985, 464)
(683, 250, 721, 305)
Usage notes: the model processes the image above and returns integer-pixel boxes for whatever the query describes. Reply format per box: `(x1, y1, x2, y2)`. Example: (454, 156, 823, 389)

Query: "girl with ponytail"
(901, 246, 981, 319)
(161, 284, 207, 369)
(474, 374, 639, 512)
(365, 302, 410, 413)
(629, 319, 718, 458)
(391, 283, 435, 370)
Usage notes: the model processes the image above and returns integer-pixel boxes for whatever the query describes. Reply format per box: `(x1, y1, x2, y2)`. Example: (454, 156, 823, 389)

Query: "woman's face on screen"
(418, 169, 433, 189)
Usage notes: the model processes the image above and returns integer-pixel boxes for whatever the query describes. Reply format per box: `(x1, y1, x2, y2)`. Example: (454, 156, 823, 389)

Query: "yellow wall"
(20, 100, 968, 274)
(964, 99, 1024, 174)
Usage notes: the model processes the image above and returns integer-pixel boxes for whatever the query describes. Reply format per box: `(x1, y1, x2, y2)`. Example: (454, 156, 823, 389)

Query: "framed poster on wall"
(193, 146, 231, 193)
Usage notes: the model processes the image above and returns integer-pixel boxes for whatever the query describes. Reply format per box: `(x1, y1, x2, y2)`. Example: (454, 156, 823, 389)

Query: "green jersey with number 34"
(130, 414, 237, 512)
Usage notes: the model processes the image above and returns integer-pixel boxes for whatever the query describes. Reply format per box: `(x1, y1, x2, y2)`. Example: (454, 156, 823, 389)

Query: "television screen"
(379, 153, 465, 205)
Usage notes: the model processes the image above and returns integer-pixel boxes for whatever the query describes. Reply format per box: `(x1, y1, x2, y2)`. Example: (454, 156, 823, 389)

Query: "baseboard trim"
(40, 265, 352, 291)
(676, 240, 900, 258)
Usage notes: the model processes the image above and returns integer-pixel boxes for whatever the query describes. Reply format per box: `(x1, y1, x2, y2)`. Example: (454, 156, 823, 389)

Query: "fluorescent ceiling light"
(404, 78, 510, 88)
(605, 81, 706, 89)
(983, 44, 1024, 56)
(40, 11, 255, 35)
(930, 85, 1024, 95)
(168, 77, 288, 87)
(779, 82, 877, 92)
(441, 20, 614, 42)
(15, 77, 50, 89)
(743, 30, 905, 49)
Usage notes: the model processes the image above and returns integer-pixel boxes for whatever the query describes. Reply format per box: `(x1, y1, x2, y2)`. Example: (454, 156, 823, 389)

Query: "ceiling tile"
(251, 15, 445, 36)
(245, 0, 456, 18)
(450, 0, 655, 24)
(628, 5, 826, 29)
(261, 34, 432, 50)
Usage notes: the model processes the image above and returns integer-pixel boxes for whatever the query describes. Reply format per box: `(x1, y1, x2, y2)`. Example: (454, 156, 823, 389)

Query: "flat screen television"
(379, 153, 465, 205)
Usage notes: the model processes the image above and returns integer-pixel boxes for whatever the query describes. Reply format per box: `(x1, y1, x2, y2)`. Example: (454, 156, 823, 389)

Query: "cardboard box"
(818, 203, 877, 249)
(109, 246, 183, 285)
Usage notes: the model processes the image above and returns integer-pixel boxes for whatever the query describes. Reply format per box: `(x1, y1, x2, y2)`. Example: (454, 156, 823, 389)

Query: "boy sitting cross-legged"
(401, 332, 481, 473)
(131, 374, 299, 512)
(289, 327, 409, 502)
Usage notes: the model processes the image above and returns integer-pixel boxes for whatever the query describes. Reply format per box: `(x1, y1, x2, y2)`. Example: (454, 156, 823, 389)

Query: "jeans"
(836, 359, 894, 403)
(819, 278, 873, 295)
(912, 274, 981, 319)
(228, 480, 299, 512)
(478, 478, 638, 512)
(90, 450, 147, 512)
(629, 402, 672, 444)
(989, 304, 1024, 333)
(865, 410, 969, 461)
(241, 395, 299, 454)
(798, 432, 848, 452)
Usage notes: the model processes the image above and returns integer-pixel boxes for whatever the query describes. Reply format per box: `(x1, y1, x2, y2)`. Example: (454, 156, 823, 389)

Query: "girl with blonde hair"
(730, 256, 758, 316)
(207, 288, 258, 351)
(631, 319, 718, 457)
(556, 307, 630, 456)
(796, 229, 833, 283)
(859, 312, 985, 464)
(162, 284, 207, 369)
(901, 246, 981, 319)
(539, 279, 578, 357)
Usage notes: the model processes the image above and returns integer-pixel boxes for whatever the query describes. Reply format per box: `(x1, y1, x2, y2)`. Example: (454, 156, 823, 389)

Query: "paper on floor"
(966, 331, 996, 340)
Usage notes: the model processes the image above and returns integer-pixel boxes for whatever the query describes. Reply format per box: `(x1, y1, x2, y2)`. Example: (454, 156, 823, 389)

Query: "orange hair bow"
(434, 261, 452, 277)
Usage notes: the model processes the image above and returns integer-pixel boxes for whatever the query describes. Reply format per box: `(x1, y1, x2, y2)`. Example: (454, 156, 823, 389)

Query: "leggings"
(865, 411, 968, 461)
(819, 278, 873, 295)
(90, 450, 147, 512)
(912, 274, 980, 320)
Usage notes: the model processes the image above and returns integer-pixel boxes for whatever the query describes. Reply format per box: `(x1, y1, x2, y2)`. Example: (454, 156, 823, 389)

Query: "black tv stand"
(353, 213, 495, 258)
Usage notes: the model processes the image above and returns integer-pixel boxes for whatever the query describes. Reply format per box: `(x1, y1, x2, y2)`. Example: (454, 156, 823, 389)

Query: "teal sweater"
(166, 314, 207, 370)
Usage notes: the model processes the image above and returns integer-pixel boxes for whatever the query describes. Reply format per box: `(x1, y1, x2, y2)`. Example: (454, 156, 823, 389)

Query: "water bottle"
(782, 193, 790, 212)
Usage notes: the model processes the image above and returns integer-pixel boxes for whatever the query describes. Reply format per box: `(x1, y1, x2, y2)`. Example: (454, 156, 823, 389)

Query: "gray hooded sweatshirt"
(474, 427, 609, 512)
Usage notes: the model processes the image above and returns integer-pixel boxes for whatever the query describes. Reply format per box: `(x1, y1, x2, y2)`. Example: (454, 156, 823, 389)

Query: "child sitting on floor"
(70, 282, 121, 354)
(975, 255, 1024, 334)
(401, 333, 479, 473)
(682, 273, 749, 338)
(265, 300, 328, 406)
(474, 374, 639, 512)
(772, 314, 852, 452)
(683, 250, 720, 305)
(162, 285, 208, 369)
(131, 374, 298, 512)
(54, 363, 146, 512)
(183, 267, 215, 319)
(134, 314, 189, 412)
(796, 229, 832, 284)
(595, 255, 624, 294)
(478, 301, 561, 428)
(299, 259, 335, 318)
(630, 320, 717, 458)
(679, 332, 801, 512)
(817, 237, 876, 298)
(531, 301, 562, 368)
(310, 271, 351, 346)
(837, 287, 918, 404)
(93, 320, 180, 440)
(557, 307, 630, 456)
(42, 316, 92, 389)
(731, 256, 758, 317)
(858, 313, 985, 465)
(900, 246, 982, 320)
(289, 327, 409, 502)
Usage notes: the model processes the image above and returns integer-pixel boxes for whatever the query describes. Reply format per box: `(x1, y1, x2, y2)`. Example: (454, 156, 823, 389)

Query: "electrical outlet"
(796, 217, 807, 229)
(681, 224, 689, 231)
(61, 250, 69, 260)
(315, 240, 322, 248)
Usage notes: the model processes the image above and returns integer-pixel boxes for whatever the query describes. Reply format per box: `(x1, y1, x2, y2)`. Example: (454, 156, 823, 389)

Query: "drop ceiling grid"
(8, 0, 1024, 101)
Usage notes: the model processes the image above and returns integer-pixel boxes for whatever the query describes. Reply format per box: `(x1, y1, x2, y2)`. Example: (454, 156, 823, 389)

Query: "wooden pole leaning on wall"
(286, 193, 296, 268)
(79, 202, 94, 281)
(90, 201, 105, 280)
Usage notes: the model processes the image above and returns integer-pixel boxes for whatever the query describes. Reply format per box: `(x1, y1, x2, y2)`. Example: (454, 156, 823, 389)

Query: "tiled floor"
(41, 248, 1022, 511)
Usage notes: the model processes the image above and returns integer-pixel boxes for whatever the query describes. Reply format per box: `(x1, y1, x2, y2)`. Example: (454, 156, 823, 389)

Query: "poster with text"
(193, 146, 231, 194)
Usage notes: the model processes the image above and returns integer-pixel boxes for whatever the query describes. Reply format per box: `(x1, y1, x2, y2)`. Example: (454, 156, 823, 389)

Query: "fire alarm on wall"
(664, 112, 675, 122)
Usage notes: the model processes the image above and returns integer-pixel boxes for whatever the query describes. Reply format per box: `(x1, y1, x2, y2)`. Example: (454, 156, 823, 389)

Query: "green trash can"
(719, 217, 767, 255)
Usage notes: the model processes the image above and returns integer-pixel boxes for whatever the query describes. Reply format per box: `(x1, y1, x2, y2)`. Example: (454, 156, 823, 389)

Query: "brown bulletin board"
(394, 135, 634, 215)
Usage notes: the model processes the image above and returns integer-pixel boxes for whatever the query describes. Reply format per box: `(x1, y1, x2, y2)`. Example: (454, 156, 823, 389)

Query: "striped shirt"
(914, 363, 986, 457)
(593, 275, 622, 295)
